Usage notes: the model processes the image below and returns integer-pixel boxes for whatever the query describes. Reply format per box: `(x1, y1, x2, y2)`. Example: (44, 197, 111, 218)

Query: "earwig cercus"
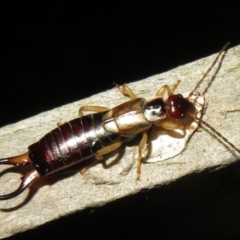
(0, 42, 240, 202)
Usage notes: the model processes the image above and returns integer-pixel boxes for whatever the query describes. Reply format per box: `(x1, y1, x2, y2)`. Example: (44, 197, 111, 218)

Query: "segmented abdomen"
(28, 112, 121, 176)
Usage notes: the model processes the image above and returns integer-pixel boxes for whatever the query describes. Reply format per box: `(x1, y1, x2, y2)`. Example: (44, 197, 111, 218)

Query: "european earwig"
(1, 42, 239, 200)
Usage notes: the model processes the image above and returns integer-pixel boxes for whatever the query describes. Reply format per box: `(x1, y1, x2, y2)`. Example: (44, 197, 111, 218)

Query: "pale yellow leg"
(161, 121, 185, 130)
(58, 106, 109, 126)
(158, 121, 195, 131)
(80, 141, 124, 174)
(114, 83, 137, 100)
(79, 106, 109, 117)
(137, 131, 148, 180)
(57, 121, 67, 127)
(156, 80, 181, 97)
(95, 141, 124, 160)
(80, 161, 97, 175)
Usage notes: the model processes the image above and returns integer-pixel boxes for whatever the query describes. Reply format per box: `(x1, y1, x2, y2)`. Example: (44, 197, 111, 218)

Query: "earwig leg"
(60, 106, 109, 125)
(156, 80, 181, 97)
(80, 157, 115, 175)
(80, 141, 124, 174)
(79, 106, 109, 117)
(161, 121, 184, 130)
(57, 121, 67, 127)
(95, 141, 124, 160)
(159, 121, 196, 131)
(80, 160, 99, 175)
(114, 83, 137, 100)
(137, 131, 148, 180)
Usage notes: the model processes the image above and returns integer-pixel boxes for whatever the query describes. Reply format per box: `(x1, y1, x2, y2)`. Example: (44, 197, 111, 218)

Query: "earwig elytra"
(0, 42, 239, 200)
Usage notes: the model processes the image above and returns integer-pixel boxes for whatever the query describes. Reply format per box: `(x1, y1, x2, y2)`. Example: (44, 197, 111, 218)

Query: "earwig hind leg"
(156, 80, 181, 97)
(95, 141, 124, 160)
(80, 160, 99, 175)
(79, 106, 109, 117)
(80, 141, 124, 174)
(114, 83, 137, 100)
(137, 131, 149, 180)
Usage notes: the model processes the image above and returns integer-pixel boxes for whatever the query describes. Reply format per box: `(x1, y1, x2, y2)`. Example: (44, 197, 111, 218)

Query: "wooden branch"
(0, 44, 240, 239)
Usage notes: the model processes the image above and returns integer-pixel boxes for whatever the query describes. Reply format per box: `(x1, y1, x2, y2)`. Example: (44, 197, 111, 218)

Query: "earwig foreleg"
(78, 106, 109, 117)
(159, 121, 196, 131)
(159, 121, 184, 130)
(114, 83, 137, 100)
(156, 80, 181, 97)
(137, 131, 148, 180)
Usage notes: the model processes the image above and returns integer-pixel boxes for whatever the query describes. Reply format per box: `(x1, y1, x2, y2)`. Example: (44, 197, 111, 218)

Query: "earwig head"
(166, 43, 230, 119)
(144, 98, 166, 122)
(166, 94, 195, 119)
(0, 153, 40, 200)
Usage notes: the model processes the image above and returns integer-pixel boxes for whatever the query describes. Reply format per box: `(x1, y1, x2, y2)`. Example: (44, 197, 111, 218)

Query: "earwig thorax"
(144, 98, 166, 122)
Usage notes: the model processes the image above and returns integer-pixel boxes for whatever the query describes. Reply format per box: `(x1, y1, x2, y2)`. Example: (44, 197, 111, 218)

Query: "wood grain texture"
(0, 45, 240, 239)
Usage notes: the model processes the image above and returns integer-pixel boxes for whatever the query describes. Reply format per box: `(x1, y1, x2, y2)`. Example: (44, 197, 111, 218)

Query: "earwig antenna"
(187, 42, 240, 153)
(188, 42, 230, 98)
(189, 113, 240, 155)
(187, 42, 240, 154)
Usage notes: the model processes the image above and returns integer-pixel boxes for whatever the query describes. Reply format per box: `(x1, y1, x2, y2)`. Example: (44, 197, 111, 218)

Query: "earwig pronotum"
(0, 42, 239, 200)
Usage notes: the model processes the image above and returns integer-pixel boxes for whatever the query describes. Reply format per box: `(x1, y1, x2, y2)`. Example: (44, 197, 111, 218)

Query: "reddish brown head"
(166, 94, 195, 119)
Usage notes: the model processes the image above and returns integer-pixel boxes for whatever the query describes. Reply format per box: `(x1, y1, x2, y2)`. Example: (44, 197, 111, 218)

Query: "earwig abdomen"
(29, 112, 121, 176)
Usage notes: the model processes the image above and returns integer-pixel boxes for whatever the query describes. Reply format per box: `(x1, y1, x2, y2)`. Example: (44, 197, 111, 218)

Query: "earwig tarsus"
(0, 42, 239, 200)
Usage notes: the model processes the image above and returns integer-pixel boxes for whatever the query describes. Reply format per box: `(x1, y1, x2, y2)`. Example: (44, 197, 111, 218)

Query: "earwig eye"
(144, 99, 166, 121)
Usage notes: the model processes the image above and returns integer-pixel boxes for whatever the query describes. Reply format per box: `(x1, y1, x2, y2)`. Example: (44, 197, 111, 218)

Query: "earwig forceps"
(0, 153, 40, 199)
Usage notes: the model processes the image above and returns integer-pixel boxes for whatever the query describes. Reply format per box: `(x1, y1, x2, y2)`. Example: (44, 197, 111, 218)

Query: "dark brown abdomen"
(28, 112, 121, 176)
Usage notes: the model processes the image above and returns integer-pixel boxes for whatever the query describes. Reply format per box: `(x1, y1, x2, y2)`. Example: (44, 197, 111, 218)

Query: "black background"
(2, 2, 240, 239)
